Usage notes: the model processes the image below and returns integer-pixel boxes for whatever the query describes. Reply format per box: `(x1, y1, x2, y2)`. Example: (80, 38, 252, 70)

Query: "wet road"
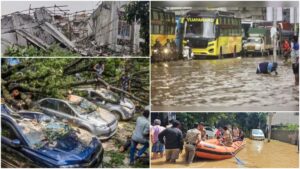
(151, 56, 299, 111)
(151, 139, 299, 168)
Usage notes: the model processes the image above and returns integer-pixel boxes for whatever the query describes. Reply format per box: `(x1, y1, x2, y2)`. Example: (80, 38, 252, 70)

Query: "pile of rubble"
(1, 3, 142, 56)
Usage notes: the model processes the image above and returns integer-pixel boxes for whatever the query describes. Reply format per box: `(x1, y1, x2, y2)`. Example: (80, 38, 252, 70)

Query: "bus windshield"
(185, 21, 215, 38)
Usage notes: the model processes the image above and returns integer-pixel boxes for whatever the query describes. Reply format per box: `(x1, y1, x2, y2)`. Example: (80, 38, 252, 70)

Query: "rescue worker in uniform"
(184, 123, 202, 164)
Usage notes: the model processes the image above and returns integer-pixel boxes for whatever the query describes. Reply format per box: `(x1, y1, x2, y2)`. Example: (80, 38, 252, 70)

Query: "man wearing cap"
(184, 123, 202, 164)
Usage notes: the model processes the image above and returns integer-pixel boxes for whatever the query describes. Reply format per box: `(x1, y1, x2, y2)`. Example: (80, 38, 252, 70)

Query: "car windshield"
(17, 114, 92, 150)
(247, 38, 262, 43)
(18, 115, 69, 148)
(185, 19, 215, 38)
(252, 129, 264, 135)
(70, 99, 97, 115)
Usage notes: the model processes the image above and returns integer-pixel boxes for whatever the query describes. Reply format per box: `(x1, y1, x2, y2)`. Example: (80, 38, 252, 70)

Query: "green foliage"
(2, 58, 149, 105)
(103, 151, 125, 168)
(274, 124, 299, 131)
(175, 112, 268, 135)
(4, 44, 80, 57)
(124, 1, 149, 56)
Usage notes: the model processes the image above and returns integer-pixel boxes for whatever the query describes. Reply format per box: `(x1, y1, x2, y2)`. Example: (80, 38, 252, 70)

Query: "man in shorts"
(151, 119, 165, 159)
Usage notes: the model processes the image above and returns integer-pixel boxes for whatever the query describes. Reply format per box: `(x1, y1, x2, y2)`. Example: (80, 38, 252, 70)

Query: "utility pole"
(267, 112, 275, 142)
(272, 8, 277, 62)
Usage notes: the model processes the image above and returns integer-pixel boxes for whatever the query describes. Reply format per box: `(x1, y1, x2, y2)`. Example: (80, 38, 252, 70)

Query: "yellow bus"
(180, 10, 242, 58)
(151, 8, 176, 48)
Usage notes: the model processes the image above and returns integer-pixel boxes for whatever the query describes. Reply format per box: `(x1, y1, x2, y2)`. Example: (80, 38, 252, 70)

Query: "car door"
(1, 120, 39, 168)
(39, 99, 59, 117)
(57, 101, 79, 125)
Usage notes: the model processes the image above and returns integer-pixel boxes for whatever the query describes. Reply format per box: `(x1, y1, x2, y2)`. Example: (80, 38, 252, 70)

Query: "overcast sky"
(1, 1, 101, 15)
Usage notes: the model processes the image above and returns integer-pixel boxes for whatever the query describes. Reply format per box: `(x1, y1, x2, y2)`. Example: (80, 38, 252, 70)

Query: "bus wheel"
(219, 47, 223, 59)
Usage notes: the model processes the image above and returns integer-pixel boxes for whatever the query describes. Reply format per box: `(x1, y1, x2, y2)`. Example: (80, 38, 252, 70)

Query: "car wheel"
(111, 111, 121, 120)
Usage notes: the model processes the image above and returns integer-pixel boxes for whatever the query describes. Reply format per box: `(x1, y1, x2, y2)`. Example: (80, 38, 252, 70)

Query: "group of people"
(282, 36, 299, 86)
(257, 36, 299, 86)
(150, 120, 245, 165)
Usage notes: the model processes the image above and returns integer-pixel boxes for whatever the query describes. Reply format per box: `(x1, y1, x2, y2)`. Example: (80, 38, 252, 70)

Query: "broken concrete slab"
(16, 29, 49, 51)
(40, 22, 76, 51)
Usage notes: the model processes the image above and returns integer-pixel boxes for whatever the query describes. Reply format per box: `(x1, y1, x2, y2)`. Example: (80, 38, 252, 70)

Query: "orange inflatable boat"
(195, 139, 246, 160)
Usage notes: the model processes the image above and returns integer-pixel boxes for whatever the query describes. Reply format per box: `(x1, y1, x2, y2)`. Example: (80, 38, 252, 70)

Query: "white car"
(205, 126, 217, 139)
(250, 129, 265, 140)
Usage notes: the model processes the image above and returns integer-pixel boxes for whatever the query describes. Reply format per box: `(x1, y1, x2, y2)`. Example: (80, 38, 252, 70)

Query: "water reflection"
(152, 57, 299, 111)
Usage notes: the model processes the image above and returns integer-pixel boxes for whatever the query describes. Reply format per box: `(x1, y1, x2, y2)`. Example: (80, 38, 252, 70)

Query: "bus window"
(160, 25, 165, 34)
(159, 12, 164, 21)
(152, 25, 160, 34)
(166, 14, 170, 22)
(152, 11, 159, 20)
(170, 26, 175, 35)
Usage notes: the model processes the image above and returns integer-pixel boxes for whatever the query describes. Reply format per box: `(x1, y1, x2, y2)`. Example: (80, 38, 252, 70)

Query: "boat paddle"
(219, 141, 245, 166)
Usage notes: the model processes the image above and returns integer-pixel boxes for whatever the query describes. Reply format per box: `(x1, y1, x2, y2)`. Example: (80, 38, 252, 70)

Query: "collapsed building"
(1, 1, 144, 56)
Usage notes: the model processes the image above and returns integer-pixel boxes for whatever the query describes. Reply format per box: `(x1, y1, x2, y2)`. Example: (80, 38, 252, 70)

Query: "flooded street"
(151, 138, 299, 168)
(151, 56, 299, 111)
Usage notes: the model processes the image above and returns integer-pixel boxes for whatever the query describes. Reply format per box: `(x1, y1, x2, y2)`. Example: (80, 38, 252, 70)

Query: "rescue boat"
(195, 139, 246, 160)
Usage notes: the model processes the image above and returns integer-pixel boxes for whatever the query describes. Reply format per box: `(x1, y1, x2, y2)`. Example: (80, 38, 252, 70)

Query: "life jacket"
(283, 41, 291, 51)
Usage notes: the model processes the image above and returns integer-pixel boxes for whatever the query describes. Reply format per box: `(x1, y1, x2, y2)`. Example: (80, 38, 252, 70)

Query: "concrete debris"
(1, 2, 144, 56)
(40, 22, 76, 51)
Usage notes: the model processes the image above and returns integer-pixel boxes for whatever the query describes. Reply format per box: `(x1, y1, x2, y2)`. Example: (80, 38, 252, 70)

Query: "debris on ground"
(1, 2, 145, 56)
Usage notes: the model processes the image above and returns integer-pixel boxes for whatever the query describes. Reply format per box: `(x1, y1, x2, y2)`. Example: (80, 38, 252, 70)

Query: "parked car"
(205, 126, 217, 139)
(75, 88, 135, 120)
(37, 96, 118, 140)
(250, 129, 265, 140)
(1, 103, 15, 115)
(1, 111, 104, 167)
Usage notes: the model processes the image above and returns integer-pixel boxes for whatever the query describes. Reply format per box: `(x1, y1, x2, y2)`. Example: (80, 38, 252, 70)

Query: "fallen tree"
(1, 58, 149, 109)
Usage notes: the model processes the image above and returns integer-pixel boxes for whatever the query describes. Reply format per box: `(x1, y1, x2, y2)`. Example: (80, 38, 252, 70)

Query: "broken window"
(40, 99, 57, 110)
(2, 121, 18, 140)
(118, 21, 131, 37)
(118, 11, 131, 38)
(58, 102, 74, 116)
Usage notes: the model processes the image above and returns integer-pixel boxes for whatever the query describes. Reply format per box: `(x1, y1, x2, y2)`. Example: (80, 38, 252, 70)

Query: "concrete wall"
(90, 1, 141, 54)
(271, 112, 299, 126)
(271, 130, 299, 145)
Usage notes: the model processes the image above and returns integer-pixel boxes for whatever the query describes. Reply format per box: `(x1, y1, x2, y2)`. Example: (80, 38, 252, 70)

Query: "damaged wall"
(90, 1, 142, 54)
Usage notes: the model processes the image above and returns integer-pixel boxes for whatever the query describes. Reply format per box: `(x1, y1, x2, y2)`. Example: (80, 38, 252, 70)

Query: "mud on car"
(1, 110, 104, 168)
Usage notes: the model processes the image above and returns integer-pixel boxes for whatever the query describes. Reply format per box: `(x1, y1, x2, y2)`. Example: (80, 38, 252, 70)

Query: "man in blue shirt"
(256, 62, 278, 75)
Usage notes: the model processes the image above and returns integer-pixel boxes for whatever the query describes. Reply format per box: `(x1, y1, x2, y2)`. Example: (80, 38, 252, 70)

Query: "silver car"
(250, 129, 265, 140)
(37, 97, 118, 140)
(76, 88, 135, 120)
(205, 126, 217, 139)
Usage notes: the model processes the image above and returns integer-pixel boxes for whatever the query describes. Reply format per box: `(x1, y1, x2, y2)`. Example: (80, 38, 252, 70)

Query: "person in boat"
(256, 62, 278, 75)
(215, 127, 223, 139)
(232, 126, 240, 141)
(184, 123, 202, 164)
(239, 130, 245, 141)
(198, 122, 206, 141)
(151, 119, 166, 160)
(221, 126, 233, 146)
(158, 120, 183, 163)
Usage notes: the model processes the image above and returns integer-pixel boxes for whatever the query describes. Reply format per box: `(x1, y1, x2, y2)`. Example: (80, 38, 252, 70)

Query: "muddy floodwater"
(151, 57, 299, 111)
(151, 139, 299, 168)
